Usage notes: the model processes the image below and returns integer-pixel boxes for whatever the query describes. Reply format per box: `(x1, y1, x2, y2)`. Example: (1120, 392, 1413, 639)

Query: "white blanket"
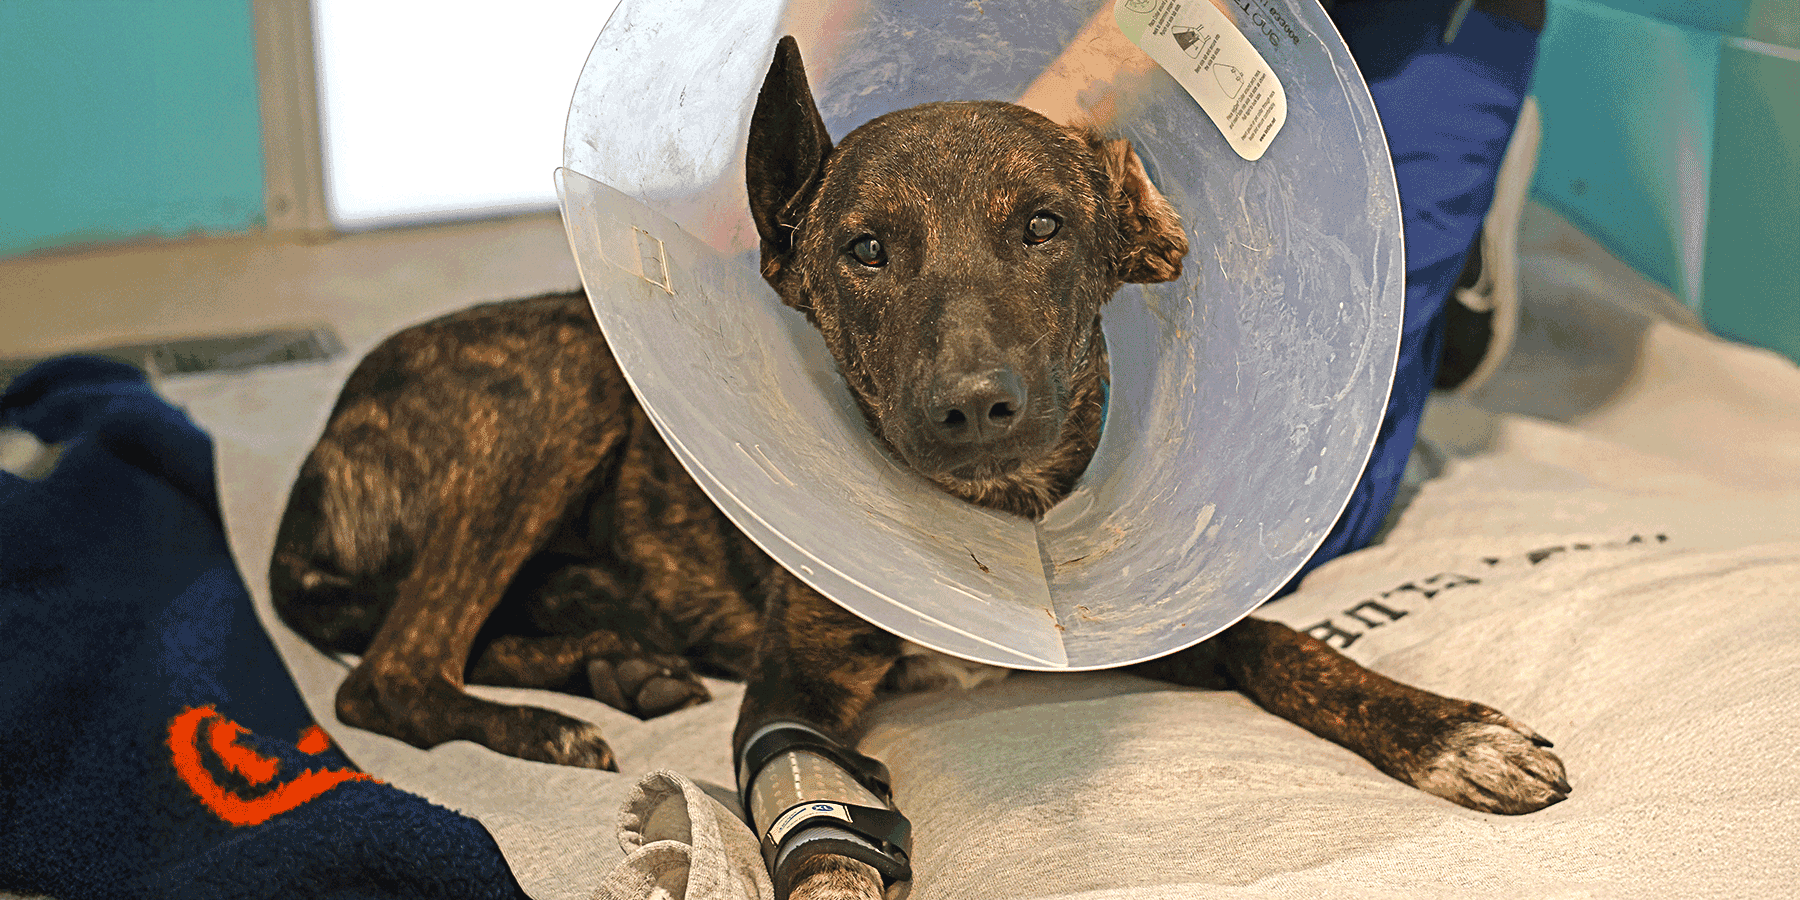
(205, 203, 1800, 900)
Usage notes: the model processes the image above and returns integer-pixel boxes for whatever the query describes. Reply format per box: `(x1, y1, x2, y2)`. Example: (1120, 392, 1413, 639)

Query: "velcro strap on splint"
(760, 802, 912, 899)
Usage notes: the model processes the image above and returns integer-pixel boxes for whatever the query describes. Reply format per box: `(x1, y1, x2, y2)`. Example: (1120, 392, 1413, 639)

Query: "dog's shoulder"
(887, 641, 1012, 693)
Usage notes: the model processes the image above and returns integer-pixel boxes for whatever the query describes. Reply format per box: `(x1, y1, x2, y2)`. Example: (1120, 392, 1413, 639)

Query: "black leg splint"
(738, 723, 913, 899)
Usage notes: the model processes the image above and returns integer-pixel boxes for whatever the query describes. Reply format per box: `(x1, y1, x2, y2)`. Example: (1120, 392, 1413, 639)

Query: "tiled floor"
(2, 199, 1718, 460)
(1, 210, 581, 378)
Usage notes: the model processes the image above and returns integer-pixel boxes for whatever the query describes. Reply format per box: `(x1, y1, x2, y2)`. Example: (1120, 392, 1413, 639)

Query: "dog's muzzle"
(925, 366, 1028, 446)
(898, 364, 1059, 481)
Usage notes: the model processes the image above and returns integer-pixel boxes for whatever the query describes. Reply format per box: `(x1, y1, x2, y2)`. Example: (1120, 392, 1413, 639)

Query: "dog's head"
(747, 37, 1188, 517)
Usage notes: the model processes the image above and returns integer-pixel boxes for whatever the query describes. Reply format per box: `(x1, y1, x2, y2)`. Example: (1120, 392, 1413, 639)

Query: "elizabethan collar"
(557, 0, 1402, 669)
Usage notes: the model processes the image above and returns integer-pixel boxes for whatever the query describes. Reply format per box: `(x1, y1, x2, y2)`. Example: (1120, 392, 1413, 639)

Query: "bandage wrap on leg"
(738, 723, 912, 899)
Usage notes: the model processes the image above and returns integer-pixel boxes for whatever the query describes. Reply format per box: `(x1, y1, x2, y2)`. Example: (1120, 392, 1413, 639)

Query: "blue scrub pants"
(1282, 0, 1543, 593)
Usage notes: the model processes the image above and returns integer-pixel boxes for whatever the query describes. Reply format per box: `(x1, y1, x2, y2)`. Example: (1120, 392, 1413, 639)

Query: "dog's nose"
(927, 368, 1027, 444)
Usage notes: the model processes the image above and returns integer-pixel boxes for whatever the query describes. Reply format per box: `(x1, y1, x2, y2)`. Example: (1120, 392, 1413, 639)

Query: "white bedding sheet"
(204, 202, 1800, 899)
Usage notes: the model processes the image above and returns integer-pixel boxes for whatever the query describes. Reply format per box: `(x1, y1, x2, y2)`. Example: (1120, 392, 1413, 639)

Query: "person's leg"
(1281, 0, 1545, 592)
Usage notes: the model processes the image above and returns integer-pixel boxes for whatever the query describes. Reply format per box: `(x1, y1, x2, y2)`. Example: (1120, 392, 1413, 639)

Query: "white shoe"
(1449, 95, 1539, 396)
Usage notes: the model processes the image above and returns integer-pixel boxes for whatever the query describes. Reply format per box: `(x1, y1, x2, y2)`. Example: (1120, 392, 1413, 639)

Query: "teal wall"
(1533, 0, 1800, 363)
(1701, 31, 1800, 362)
(1, 0, 267, 258)
(2, 0, 1793, 363)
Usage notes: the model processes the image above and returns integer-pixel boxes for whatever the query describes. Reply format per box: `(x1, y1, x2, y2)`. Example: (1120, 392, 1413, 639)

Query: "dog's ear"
(747, 36, 833, 285)
(1094, 138, 1189, 284)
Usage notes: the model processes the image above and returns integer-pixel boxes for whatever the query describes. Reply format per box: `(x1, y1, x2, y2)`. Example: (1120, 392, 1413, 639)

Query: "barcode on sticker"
(1115, 0, 1287, 161)
(767, 801, 853, 845)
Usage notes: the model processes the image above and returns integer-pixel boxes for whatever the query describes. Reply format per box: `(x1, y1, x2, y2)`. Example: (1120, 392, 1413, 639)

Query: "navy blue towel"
(0, 357, 531, 900)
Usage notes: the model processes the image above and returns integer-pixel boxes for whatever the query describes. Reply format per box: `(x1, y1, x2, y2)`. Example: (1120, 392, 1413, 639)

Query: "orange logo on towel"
(167, 705, 375, 826)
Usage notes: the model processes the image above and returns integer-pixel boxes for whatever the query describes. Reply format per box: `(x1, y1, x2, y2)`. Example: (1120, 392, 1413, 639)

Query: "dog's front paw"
(786, 855, 884, 900)
(586, 653, 711, 718)
(1408, 708, 1569, 815)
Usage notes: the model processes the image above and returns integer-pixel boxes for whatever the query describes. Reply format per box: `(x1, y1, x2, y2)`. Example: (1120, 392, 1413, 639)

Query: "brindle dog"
(272, 37, 1567, 900)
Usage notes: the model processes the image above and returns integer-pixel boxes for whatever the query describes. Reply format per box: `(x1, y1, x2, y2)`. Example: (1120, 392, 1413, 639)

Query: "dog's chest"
(890, 641, 1013, 692)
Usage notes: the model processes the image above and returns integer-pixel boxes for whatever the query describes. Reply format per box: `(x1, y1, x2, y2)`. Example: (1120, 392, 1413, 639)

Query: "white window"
(310, 0, 625, 229)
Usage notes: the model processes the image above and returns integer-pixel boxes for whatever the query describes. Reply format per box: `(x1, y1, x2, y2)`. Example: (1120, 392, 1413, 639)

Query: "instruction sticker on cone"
(1115, 0, 1287, 160)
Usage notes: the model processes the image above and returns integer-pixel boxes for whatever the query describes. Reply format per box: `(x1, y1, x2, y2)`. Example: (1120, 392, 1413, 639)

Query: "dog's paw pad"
(587, 655, 711, 719)
(634, 674, 711, 716)
(1411, 715, 1569, 815)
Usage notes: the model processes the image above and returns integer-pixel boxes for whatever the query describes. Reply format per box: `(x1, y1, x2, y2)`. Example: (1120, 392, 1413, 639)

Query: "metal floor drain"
(2, 326, 344, 391)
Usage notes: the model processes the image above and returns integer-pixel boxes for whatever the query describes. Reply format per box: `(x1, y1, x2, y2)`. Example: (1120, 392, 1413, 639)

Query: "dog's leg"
(464, 554, 716, 716)
(467, 631, 711, 719)
(332, 428, 628, 769)
(1134, 617, 1568, 814)
(735, 574, 902, 751)
(734, 572, 904, 900)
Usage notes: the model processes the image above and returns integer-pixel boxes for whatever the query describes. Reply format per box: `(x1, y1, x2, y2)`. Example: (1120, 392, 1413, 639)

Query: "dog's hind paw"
(335, 673, 622, 771)
(1409, 711, 1569, 815)
(541, 720, 619, 770)
(489, 705, 619, 771)
(587, 654, 711, 719)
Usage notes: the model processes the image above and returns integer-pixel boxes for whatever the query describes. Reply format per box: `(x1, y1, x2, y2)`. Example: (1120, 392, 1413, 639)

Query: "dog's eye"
(1025, 212, 1061, 244)
(848, 235, 887, 267)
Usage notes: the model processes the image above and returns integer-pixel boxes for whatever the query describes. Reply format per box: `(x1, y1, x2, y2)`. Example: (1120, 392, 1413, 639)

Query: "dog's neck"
(927, 318, 1109, 520)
